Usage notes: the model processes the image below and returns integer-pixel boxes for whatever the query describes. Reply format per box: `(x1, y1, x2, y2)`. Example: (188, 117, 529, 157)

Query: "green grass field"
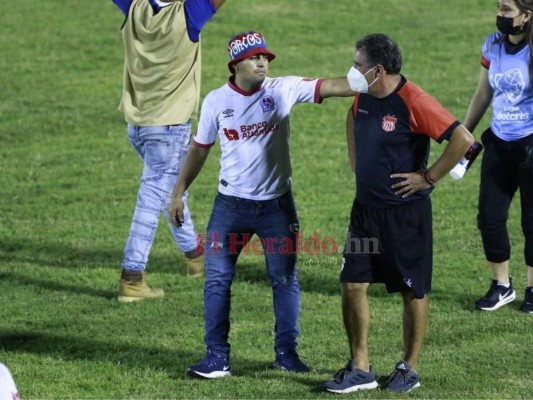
(1, 0, 531, 398)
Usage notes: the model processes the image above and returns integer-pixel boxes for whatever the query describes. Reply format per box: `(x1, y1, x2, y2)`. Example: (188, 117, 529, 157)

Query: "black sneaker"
(519, 287, 533, 314)
(474, 279, 516, 311)
(324, 360, 378, 393)
(273, 350, 310, 373)
(385, 360, 420, 393)
(187, 350, 231, 379)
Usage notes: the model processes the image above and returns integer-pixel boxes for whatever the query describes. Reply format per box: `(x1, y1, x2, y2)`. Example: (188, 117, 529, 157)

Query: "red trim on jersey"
(351, 93, 361, 119)
(481, 55, 490, 69)
(314, 79, 324, 103)
(193, 138, 215, 148)
(228, 76, 263, 96)
(397, 81, 457, 142)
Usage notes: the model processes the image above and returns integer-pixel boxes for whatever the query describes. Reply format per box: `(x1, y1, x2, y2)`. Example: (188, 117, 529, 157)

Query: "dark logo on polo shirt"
(382, 115, 397, 132)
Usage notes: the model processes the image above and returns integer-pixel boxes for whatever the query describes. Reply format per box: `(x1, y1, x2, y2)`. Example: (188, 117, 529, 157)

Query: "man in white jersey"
(0, 363, 19, 400)
(111, 0, 226, 302)
(169, 31, 365, 378)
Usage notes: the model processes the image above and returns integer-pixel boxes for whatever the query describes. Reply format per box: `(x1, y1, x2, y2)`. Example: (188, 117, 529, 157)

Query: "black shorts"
(340, 198, 433, 299)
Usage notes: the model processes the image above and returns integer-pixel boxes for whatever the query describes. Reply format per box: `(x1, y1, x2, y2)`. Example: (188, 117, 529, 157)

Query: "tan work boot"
(118, 270, 164, 302)
(185, 252, 205, 276)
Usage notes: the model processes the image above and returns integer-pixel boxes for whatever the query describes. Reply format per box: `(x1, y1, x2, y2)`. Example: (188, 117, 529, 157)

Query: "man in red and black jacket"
(324, 33, 474, 394)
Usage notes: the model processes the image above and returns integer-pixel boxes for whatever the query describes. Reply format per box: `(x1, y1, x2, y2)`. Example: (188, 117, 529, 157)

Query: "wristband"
(424, 169, 437, 186)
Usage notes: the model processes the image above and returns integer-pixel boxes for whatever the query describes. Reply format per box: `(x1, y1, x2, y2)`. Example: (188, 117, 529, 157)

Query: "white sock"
(497, 281, 510, 288)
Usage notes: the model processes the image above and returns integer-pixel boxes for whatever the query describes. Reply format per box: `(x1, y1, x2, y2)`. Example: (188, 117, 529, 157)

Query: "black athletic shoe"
(273, 351, 310, 373)
(323, 360, 378, 393)
(187, 351, 231, 379)
(384, 360, 420, 393)
(474, 279, 516, 311)
(519, 287, 533, 314)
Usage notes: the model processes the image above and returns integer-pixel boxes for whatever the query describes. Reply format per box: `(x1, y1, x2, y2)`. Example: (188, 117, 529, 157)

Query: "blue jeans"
(203, 191, 301, 357)
(122, 123, 198, 272)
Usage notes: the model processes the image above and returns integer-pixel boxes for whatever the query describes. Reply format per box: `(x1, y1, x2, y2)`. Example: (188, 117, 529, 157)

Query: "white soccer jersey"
(194, 76, 323, 200)
(0, 363, 19, 400)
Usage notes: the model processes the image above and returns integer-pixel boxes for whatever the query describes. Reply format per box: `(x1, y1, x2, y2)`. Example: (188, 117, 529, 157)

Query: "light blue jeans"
(122, 123, 198, 272)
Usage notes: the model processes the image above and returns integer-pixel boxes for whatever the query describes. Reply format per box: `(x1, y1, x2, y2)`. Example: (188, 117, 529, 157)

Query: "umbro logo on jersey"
(222, 109, 234, 118)
(357, 108, 369, 114)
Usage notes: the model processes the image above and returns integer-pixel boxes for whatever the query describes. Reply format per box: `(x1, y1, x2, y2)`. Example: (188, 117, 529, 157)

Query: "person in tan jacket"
(111, 0, 226, 302)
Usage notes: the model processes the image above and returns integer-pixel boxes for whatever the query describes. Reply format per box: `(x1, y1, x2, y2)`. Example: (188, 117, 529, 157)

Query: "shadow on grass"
(0, 271, 116, 299)
(429, 286, 496, 312)
(0, 238, 344, 296)
(0, 331, 333, 383)
(0, 330, 196, 378)
(1, 238, 395, 298)
(0, 237, 184, 273)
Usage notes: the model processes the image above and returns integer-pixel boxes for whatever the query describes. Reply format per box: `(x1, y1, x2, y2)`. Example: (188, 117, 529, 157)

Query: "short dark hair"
(355, 34, 402, 74)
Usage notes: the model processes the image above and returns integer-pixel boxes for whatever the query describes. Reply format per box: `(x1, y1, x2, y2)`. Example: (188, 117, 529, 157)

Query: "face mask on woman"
(496, 14, 524, 35)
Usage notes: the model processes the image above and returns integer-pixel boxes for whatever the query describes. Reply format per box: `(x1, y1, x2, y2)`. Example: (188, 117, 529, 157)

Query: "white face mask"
(347, 65, 379, 93)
